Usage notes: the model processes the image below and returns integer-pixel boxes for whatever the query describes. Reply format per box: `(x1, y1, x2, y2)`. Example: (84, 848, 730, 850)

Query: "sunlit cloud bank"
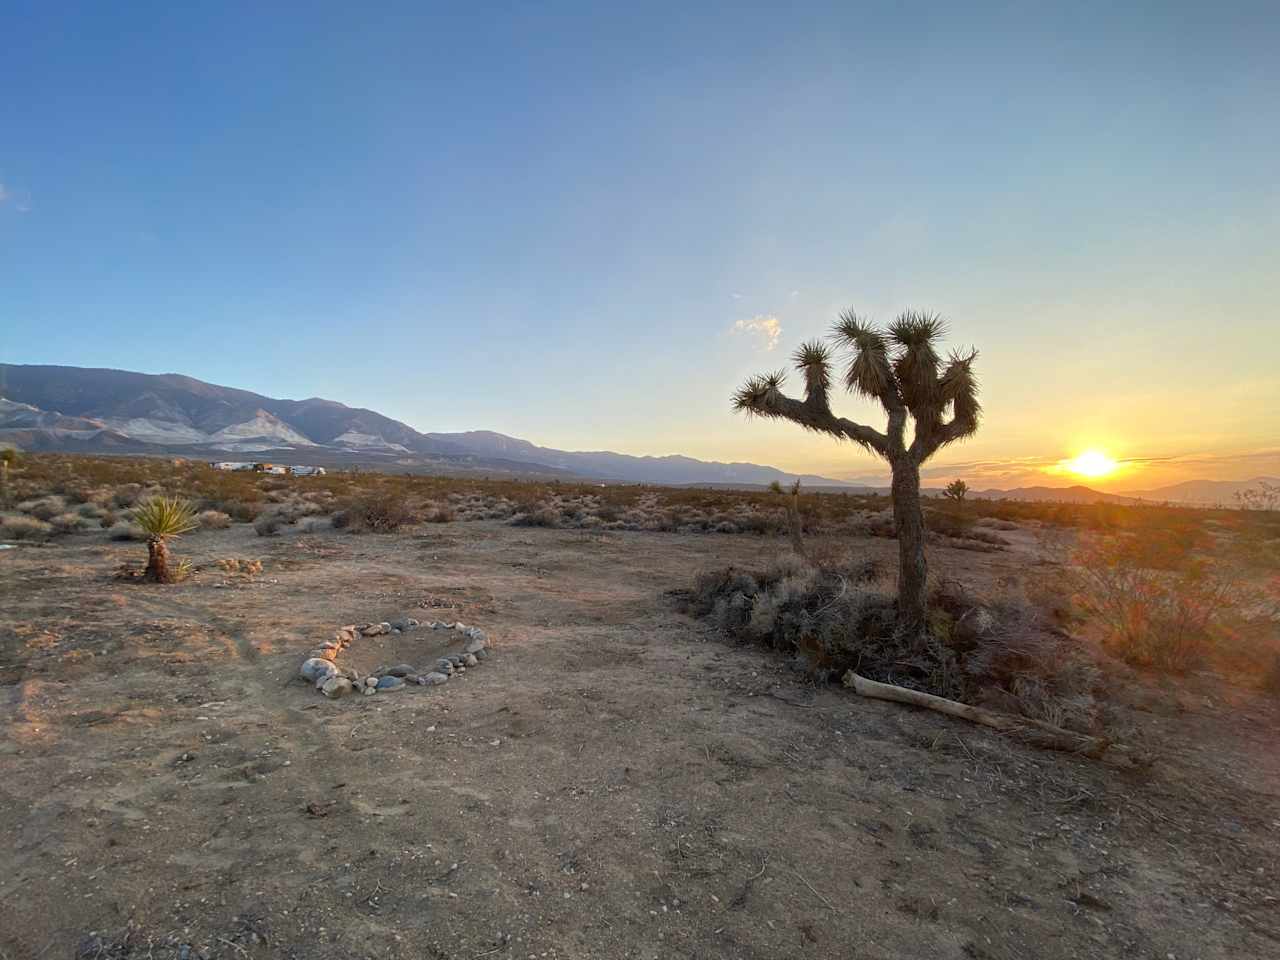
(730, 315, 782, 351)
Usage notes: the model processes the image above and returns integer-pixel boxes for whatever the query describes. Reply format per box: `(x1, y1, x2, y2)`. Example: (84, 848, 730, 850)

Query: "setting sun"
(1063, 450, 1119, 478)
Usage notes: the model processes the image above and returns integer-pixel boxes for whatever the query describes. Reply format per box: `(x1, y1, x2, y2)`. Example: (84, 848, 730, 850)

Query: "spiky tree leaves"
(133, 496, 198, 583)
(734, 307, 981, 637)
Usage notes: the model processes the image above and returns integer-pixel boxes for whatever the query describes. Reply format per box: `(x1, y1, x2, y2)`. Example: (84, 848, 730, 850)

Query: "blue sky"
(3, 2, 1277, 487)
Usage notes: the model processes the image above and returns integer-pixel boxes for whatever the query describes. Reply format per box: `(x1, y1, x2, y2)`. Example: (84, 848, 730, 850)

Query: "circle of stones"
(297, 618, 489, 699)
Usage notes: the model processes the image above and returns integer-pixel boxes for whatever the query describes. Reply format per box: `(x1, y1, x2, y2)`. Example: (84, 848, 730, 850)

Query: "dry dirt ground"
(2, 522, 1277, 960)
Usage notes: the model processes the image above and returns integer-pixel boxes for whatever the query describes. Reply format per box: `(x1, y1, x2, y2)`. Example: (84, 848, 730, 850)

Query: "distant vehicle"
(210, 461, 324, 476)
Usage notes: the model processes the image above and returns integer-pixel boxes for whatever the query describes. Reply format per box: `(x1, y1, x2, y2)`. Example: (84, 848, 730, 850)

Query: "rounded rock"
(386, 663, 415, 678)
(322, 677, 353, 699)
(419, 671, 450, 686)
(463, 654, 478, 667)
(376, 676, 406, 691)
(300, 658, 338, 683)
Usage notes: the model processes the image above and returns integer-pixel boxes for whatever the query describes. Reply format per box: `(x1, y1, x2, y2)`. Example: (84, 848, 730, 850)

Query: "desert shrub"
(49, 511, 92, 533)
(216, 557, 264, 575)
(109, 521, 146, 541)
(685, 557, 1104, 732)
(297, 516, 330, 533)
(198, 510, 232, 529)
(218, 499, 261, 522)
(18, 496, 67, 520)
(511, 505, 561, 528)
(342, 490, 415, 533)
(1068, 533, 1246, 672)
(76, 502, 108, 519)
(423, 503, 456, 523)
(254, 512, 286, 537)
(113, 484, 143, 508)
(1, 513, 53, 541)
(975, 517, 1019, 531)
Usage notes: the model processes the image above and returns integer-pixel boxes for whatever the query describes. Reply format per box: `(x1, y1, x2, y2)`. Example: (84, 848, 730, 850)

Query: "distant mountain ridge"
(3, 364, 1267, 501)
(964, 484, 1139, 504)
(0, 364, 847, 486)
(424, 430, 849, 487)
(1119, 477, 1279, 506)
(0, 364, 463, 457)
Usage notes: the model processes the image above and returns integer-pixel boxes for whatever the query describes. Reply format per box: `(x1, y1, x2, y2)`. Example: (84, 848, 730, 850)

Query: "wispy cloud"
(731, 314, 782, 351)
(0, 181, 29, 212)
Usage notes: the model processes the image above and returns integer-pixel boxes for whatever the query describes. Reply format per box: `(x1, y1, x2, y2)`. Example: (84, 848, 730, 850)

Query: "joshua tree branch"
(919, 412, 978, 460)
(734, 379, 889, 454)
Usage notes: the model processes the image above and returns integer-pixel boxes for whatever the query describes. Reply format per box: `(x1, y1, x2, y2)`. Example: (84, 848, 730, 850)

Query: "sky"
(2, 1, 1277, 490)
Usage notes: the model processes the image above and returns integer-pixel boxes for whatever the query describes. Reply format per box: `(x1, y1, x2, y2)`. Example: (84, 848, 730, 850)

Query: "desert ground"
(2, 513, 1278, 960)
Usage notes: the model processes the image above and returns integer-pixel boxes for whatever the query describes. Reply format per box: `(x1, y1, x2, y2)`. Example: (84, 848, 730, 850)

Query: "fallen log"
(841, 670, 1114, 758)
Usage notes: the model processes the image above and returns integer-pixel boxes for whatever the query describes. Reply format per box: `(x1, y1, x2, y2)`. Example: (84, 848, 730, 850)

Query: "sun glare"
(1063, 450, 1118, 478)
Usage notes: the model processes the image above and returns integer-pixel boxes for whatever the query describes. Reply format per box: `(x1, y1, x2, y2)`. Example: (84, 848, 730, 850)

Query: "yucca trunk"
(890, 459, 928, 640)
(787, 489, 805, 557)
(145, 536, 172, 583)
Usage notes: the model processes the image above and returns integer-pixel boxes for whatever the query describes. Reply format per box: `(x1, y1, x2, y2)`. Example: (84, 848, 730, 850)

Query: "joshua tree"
(734, 309, 980, 637)
(133, 497, 198, 583)
(0, 448, 15, 507)
(1235, 481, 1279, 512)
(768, 478, 806, 556)
(942, 479, 969, 504)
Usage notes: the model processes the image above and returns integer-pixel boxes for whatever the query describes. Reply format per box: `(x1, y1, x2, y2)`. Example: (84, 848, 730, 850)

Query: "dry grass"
(0, 513, 53, 541)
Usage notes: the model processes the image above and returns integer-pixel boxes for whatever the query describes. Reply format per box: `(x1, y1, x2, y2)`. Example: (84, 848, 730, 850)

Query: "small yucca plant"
(133, 496, 198, 583)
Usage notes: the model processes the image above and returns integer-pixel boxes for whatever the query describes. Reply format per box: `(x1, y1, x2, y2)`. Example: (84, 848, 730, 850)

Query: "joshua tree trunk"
(890, 458, 928, 637)
(145, 536, 172, 583)
(787, 485, 805, 557)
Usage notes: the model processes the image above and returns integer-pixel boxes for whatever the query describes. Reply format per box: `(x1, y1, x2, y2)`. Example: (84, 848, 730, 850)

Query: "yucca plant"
(133, 496, 198, 583)
(943, 479, 969, 503)
(734, 308, 981, 640)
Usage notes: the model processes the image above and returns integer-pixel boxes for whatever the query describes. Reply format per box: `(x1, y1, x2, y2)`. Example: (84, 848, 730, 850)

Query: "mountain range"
(1, 364, 1270, 504)
(0, 364, 849, 487)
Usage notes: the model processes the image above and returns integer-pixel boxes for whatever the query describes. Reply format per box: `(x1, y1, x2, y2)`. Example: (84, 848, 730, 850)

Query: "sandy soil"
(2, 522, 1277, 960)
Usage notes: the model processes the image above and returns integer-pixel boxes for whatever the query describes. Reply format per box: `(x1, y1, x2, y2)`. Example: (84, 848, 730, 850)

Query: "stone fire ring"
(298, 618, 489, 699)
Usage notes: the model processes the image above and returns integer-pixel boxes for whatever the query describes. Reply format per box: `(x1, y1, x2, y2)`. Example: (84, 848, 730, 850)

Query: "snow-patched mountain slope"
(207, 411, 316, 446)
(331, 431, 411, 453)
